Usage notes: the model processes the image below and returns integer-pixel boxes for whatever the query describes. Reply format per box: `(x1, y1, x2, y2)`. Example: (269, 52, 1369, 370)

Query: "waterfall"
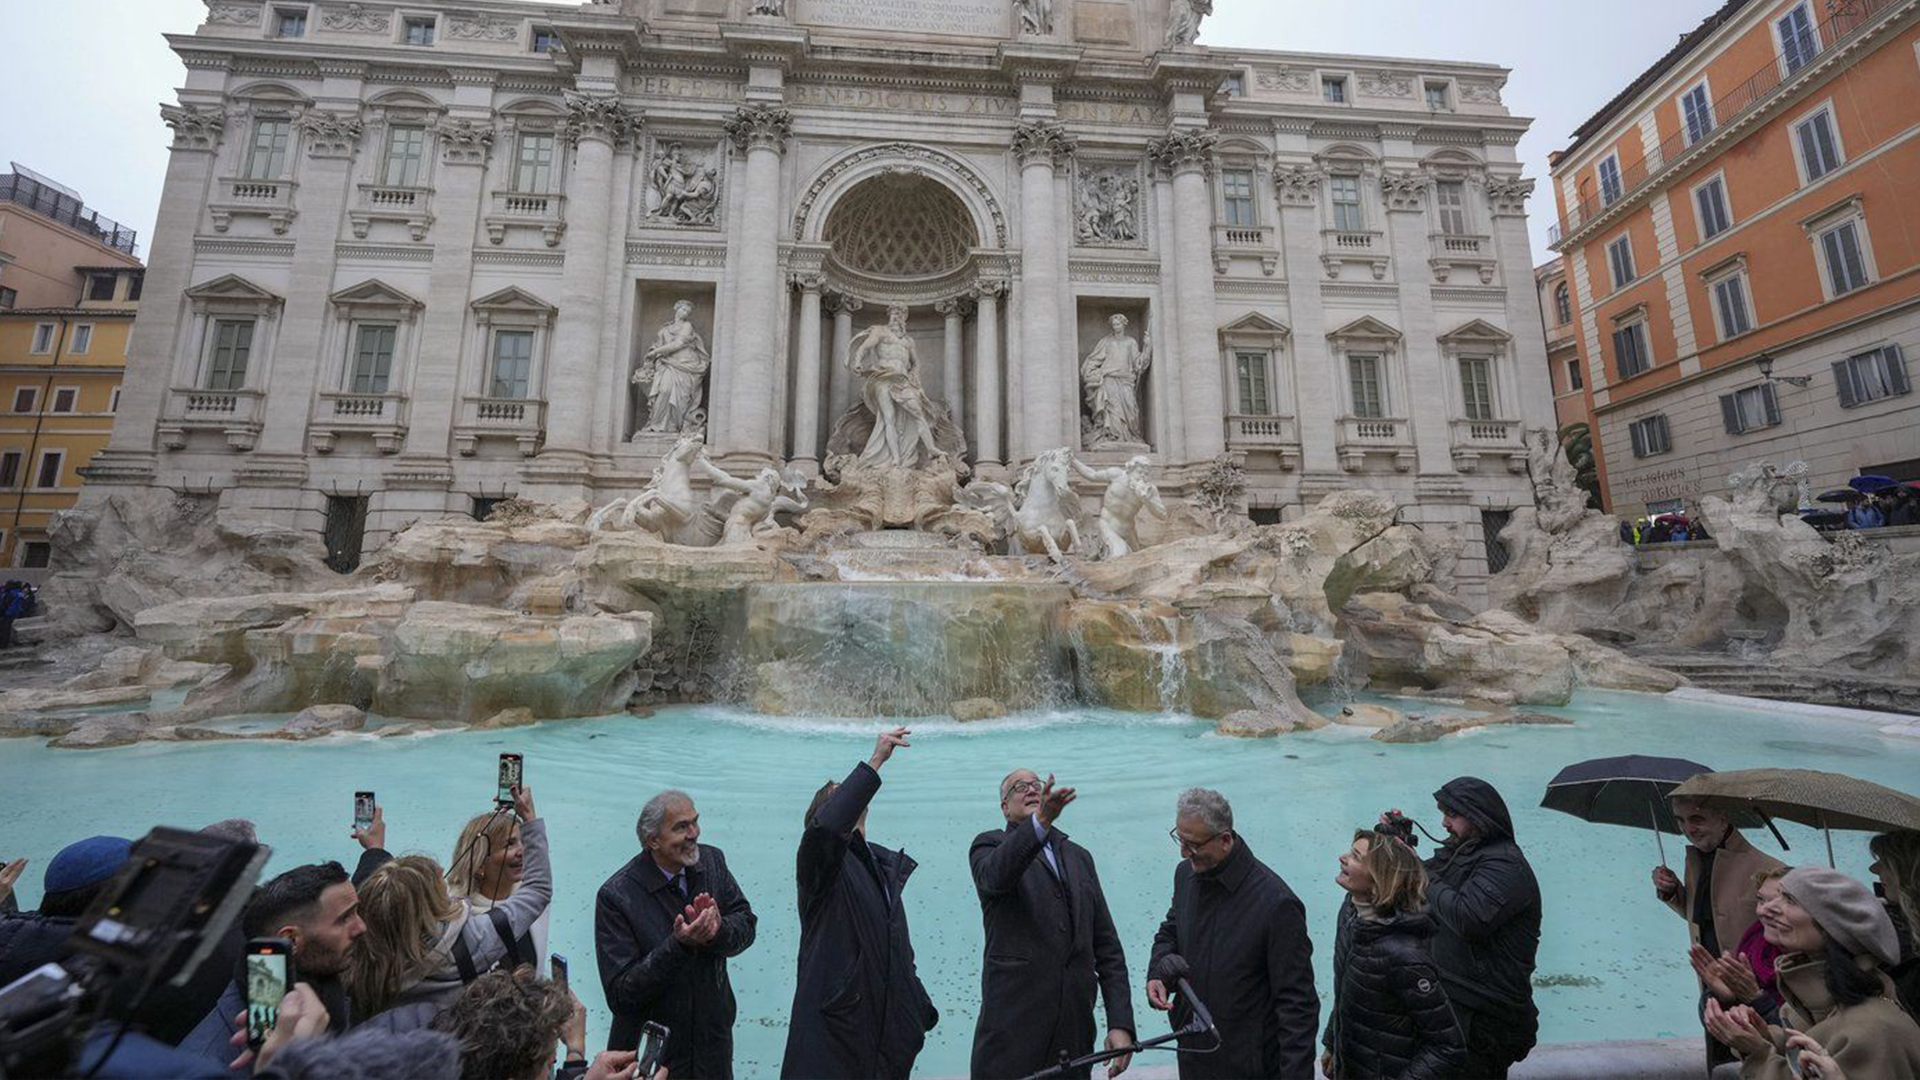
(1325, 648, 1357, 706)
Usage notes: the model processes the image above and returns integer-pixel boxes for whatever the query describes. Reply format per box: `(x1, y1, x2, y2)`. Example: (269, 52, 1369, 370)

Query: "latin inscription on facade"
(789, 83, 1019, 116)
(630, 74, 744, 103)
(799, 0, 1005, 38)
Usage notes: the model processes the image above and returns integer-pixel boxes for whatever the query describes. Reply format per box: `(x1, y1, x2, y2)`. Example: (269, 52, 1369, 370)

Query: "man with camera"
(969, 770, 1133, 1079)
(595, 789, 758, 1080)
(1147, 788, 1318, 1079)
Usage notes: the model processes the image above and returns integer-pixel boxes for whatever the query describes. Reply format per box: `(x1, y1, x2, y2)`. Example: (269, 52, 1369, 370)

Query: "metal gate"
(1481, 508, 1513, 575)
(324, 495, 369, 573)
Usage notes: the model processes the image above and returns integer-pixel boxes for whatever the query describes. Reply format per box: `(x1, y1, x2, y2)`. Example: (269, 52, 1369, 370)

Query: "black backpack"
(448, 907, 539, 983)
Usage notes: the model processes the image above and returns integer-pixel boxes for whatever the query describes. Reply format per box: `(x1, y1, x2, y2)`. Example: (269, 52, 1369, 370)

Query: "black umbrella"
(1816, 488, 1863, 503)
(1542, 755, 1783, 866)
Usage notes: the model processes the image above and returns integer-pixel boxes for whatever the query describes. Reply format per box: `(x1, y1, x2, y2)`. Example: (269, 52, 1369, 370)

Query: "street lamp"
(1755, 353, 1814, 388)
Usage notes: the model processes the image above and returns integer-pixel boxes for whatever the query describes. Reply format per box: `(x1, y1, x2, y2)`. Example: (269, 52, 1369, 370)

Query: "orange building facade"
(1548, 0, 1920, 517)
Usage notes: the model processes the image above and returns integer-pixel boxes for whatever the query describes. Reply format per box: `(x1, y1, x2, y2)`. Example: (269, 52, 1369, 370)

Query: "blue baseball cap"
(43, 835, 132, 895)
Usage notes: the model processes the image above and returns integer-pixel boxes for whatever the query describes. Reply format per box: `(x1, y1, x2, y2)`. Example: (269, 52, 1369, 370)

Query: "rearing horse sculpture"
(1008, 447, 1082, 562)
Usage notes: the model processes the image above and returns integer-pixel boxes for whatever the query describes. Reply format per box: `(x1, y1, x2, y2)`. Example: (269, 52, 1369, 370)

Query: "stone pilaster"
(935, 296, 971, 419)
(721, 104, 794, 460)
(790, 274, 826, 467)
(1012, 119, 1074, 458)
(1148, 160, 1186, 457)
(1152, 126, 1226, 460)
(404, 109, 495, 459)
(1380, 167, 1454, 475)
(970, 279, 1005, 467)
(827, 293, 861, 424)
(1487, 176, 1555, 429)
(1274, 163, 1339, 474)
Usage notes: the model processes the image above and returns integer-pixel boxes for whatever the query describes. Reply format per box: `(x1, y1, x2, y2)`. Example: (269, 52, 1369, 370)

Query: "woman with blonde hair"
(349, 786, 550, 1020)
(447, 805, 546, 975)
(1321, 821, 1464, 1079)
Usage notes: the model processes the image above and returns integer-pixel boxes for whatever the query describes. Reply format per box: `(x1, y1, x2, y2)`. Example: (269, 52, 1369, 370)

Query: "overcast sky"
(2, 0, 1709, 265)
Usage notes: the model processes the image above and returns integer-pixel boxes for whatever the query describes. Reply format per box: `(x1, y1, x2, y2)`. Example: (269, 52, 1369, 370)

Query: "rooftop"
(0, 171, 139, 258)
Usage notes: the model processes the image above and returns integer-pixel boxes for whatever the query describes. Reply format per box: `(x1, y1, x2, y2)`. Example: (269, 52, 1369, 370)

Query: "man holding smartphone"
(595, 789, 758, 1080)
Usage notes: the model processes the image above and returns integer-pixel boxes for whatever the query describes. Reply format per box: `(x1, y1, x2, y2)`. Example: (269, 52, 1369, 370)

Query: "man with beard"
(596, 790, 757, 1079)
(177, 861, 368, 1063)
(970, 770, 1133, 1079)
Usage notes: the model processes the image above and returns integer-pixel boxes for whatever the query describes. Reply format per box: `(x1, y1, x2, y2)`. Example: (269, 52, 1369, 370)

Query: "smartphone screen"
(496, 754, 523, 806)
(353, 791, 375, 831)
(637, 1021, 669, 1077)
(550, 952, 569, 994)
(244, 941, 291, 1049)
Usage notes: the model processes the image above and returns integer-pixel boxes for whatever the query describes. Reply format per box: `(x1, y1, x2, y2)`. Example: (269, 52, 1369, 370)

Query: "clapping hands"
(1690, 945, 1762, 1004)
(672, 891, 721, 947)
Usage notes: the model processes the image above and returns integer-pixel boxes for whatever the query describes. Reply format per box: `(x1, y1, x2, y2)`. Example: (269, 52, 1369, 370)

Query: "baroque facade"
(88, 0, 1550, 592)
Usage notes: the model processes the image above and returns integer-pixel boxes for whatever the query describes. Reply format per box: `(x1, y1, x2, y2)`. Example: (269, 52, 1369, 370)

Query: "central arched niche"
(823, 173, 980, 280)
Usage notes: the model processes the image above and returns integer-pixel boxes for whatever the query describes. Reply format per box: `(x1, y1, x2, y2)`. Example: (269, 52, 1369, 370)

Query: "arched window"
(1554, 282, 1572, 325)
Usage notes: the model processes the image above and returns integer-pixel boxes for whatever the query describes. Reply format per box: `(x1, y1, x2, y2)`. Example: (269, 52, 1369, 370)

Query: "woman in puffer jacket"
(1322, 824, 1465, 1080)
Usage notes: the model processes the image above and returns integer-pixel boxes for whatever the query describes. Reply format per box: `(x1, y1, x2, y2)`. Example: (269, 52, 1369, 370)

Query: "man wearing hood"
(1147, 787, 1318, 1079)
(1421, 777, 1541, 1078)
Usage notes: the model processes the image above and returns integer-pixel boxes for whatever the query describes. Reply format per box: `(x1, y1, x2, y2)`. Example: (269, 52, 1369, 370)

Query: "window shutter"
(1833, 360, 1858, 407)
(1762, 383, 1782, 427)
(1887, 346, 1911, 396)
(1720, 393, 1742, 435)
(1655, 415, 1671, 452)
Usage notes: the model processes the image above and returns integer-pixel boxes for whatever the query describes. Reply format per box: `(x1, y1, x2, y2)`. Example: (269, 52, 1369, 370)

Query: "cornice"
(996, 41, 1082, 83)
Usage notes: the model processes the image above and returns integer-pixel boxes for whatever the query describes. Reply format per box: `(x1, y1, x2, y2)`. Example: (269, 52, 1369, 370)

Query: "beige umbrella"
(1670, 768, 1920, 867)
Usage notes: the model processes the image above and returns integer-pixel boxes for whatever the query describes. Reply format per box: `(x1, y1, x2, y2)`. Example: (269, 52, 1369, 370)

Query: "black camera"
(1377, 809, 1420, 848)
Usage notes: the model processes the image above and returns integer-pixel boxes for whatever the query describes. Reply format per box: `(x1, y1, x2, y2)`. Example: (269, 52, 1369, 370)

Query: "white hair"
(1176, 787, 1233, 835)
(637, 789, 693, 844)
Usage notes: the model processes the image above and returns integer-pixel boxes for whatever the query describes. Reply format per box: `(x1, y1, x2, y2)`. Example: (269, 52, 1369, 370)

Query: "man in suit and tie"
(970, 770, 1135, 1079)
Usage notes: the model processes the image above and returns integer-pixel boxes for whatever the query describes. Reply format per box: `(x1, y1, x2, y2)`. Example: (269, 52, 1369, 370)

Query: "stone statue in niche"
(849, 304, 943, 468)
(1081, 313, 1152, 447)
(1076, 169, 1139, 244)
(1163, 0, 1212, 48)
(1013, 0, 1052, 35)
(633, 299, 710, 436)
(647, 142, 720, 226)
(1074, 453, 1167, 559)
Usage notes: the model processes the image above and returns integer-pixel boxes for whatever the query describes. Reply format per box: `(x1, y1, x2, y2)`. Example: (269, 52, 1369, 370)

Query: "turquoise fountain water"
(0, 691, 1912, 1076)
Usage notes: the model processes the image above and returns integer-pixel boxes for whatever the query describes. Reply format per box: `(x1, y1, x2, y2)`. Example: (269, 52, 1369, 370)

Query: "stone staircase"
(1646, 652, 1920, 717)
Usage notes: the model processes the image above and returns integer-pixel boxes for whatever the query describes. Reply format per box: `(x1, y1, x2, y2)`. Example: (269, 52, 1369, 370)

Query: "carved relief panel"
(1072, 159, 1145, 248)
(641, 134, 725, 229)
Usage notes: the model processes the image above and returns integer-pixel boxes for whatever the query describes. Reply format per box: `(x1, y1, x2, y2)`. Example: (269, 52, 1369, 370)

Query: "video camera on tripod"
(0, 826, 269, 1079)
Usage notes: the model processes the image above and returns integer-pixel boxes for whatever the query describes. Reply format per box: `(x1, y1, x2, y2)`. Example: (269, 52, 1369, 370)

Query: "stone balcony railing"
(1212, 223, 1278, 275)
(1428, 232, 1498, 284)
(1225, 413, 1300, 470)
(1449, 417, 1526, 473)
(349, 184, 434, 241)
(1320, 228, 1388, 280)
(484, 190, 567, 246)
(157, 386, 266, 451)
(311, 391, 408, 454)
(453, 396, 547, 457)
(1336, 414, 1416, 472)
(209, 177, 298, 235)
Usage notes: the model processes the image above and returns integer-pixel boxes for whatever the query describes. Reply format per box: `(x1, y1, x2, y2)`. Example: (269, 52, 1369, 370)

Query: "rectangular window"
(1721, 383, 1781, 434)
(1819, 220, 1870, 296)
(30, 324, 56, 354)
(51, 388, 77, 414)
(1712, 273, 1754, 338)
(1832, 345, 1911, 407)
(1323, 77, 1347, 103)
(1234, 351, 1271, 414)
(403, 16, 435, 45)
(207, 319, 254, 391)
(382, 125, 427, 187)
(0, 287, 16, 310)
(1779, 4, 1818, 74)
(1795, 109, 1841, 181)
(1598, 155, 1623, 206)
(0, 453, 19, 487)
(274, 9, 307, 37)
(70, 325, 92, 355)
(1567, 358, 1584, 391)
(1435, 180, 1469, 235)
(1330, 175, 1364, 231)
(531, 28, 558, 53)
(246, 119, 292, 180)
(515, 134, 556, 194)
(1612, 321, 1651, 379)
(1607, 234, 1635, 290)
(109, 387, 121, 412)
(33, 451, 63, 490)
(88, 274, 117, 301)
(1458, 357, 1495, 421)
(349, 324, 397, 394)
(20, 541, 50, 569)
(1629, 414, 1671, 458)
(1425, 82, 1449, 110)
(11, 388, 36, 414)
(490, 330, 534, 399)
(1221, 169, 1256, 227)
(1348, 354, 1385, 418)
(1695, 177, 1732, 240)
(128, 274, 143, 302)
(1681, 83, 1714, 144)
(1221, 73, 1245, 97)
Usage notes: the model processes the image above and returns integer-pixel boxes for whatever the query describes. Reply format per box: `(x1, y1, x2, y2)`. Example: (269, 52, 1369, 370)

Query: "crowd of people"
(2, 727, 1919, 1080)
(1621, 515, 1710, 545)
(1841, 487, 1920, 530)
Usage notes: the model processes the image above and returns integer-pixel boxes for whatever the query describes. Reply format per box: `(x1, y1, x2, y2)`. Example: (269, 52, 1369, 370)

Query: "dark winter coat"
(594, 844, 758, 1079)
(969, 818, 1133, 1079)
(1322, 898, 1464, 1080)
(0, 912, 75, 989)
(1423, 779, 1541, 1045)
(1148, 837, 1319, 1080)
(781, 762, 938, 1080)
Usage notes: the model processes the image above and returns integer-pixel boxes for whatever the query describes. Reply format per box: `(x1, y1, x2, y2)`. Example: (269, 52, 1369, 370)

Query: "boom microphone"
(1176, 978, 1214, 1035)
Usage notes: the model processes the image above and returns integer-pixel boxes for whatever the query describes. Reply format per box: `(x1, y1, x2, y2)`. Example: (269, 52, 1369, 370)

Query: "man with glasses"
(1147, 788, 1317, 1079)
(969, 770, 1134, 1079)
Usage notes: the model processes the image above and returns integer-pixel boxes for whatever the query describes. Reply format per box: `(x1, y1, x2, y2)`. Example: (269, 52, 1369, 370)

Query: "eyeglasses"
(1003, 780, 1043, 798)
(1170, 827, 1227, 854)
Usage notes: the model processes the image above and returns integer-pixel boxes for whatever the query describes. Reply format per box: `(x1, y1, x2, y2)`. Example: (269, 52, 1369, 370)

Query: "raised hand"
(1712, 952, 1762, 1004)
(1038, 775, 1077, 827)
(1689, 944, 1734, 1001)
(0, 858, 27, 907)
(868, 726, 912, 771)
(351, 806, 386, 851)
(513, 784, 537, 822)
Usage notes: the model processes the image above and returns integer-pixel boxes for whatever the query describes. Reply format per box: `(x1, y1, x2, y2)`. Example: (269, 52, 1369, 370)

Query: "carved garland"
(792, 142, 1009, 248)
(320, 3, 389, 32)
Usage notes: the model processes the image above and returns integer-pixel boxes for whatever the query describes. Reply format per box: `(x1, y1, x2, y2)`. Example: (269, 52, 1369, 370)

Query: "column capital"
(1378, 168, 1430, 213)
(435, 117, 497, 166)
(826, 293, 863, 315)
(564, 91, 641, 148)
(1484, 174, 1536, 217)
(1273, 163, 1325, 208)
(1011, 120, 1076, 169)
(935, 296, 976, 318)
(726, 104, 794, 154)
(790, 272, 826, 293)
(298, 111, 363, 160)
(161, 104, 226, 153)
(969, 277, 1010, 300)
(1147, 127, 1218, 178)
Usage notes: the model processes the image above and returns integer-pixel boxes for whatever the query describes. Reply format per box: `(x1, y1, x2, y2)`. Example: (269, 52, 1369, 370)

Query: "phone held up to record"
(637, 1021, 669, 1078)
(550, 952, 569, 994)
(244, 937, 294, 1051)
(496, 753, 523, 809)
(353, 791, 375, 832)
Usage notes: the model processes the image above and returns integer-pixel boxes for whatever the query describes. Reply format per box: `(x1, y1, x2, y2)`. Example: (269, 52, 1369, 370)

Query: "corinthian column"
(790, 274, 826, 468)
(1012, 120, 1074, 459)
(543, 92, 639, 460)
(1153, 127, 1226, 460)
(722, 104, 794, 459)
(936, 296, 971, 419)
(971, 279, 1005, 468)
(827, 294, 862, 425)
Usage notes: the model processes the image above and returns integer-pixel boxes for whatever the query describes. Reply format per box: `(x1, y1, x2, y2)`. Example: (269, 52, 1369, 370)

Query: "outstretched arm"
(698, 457, 753, 494)
(1072, 459, 1119, 482)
